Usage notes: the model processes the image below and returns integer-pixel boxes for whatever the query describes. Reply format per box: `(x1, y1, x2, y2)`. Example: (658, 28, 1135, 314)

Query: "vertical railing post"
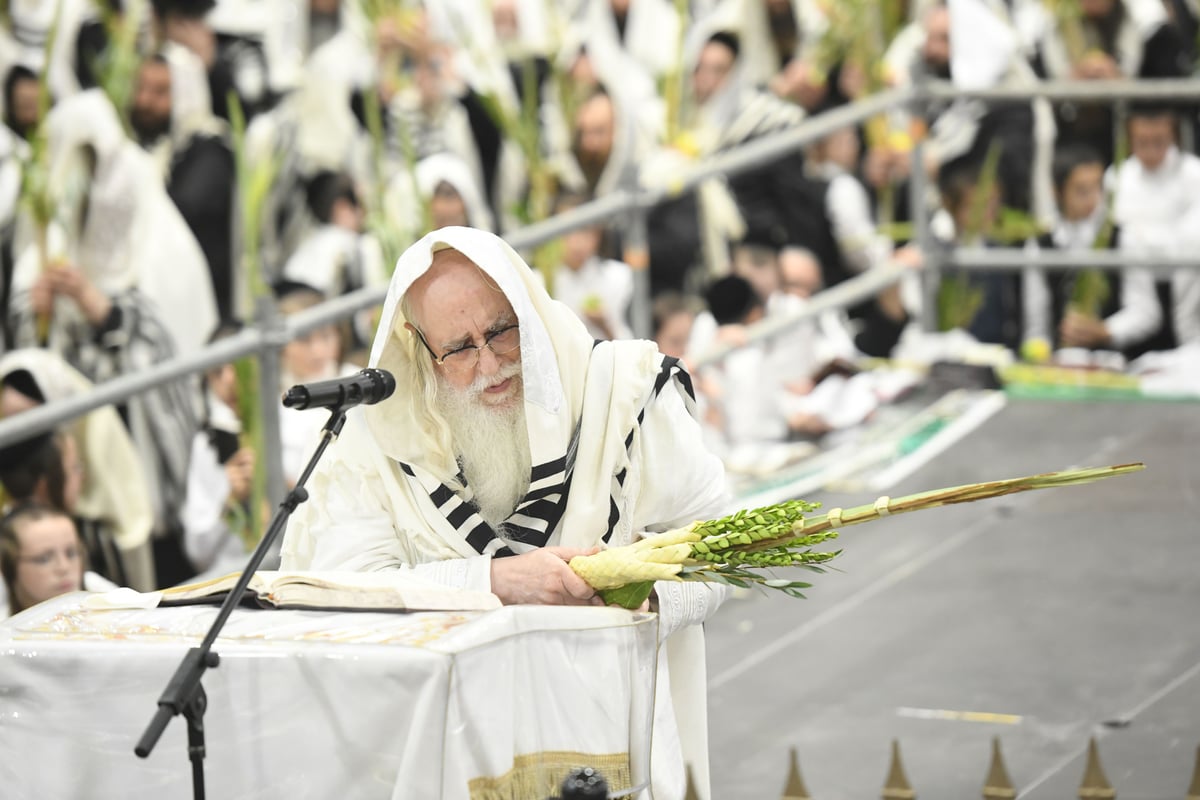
(254, 295, 287, 567)
(621, 165, 653, 340)
(908, 66, 939, 333)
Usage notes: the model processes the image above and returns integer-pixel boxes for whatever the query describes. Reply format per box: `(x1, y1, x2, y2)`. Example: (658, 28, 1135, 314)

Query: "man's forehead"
(399, 249, 515, 331)
(413, 247, 502, 293)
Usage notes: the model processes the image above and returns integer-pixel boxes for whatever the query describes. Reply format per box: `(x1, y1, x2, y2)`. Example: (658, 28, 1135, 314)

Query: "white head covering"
(44, 90, 143, 294)
(703, 0, 828, 89)
(0, 349, 154, 554)
(5, 0, 90, 100)
(416, 153, 495, 233)
(286, 225, 668, 564)
(365, 227, 592, 480)
(582, 0, 681, 81)
(13, 90, 218, 356)
(161, 42, 215, 133)
(0, 125, 25, 229)
(947, 0, 1018, 90)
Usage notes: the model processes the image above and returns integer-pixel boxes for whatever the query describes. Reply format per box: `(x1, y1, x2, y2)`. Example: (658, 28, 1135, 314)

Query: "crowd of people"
(2, 0, 1200, 614)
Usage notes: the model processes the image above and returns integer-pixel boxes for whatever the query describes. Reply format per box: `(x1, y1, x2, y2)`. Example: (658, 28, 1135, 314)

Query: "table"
(0, 594, 658, 799)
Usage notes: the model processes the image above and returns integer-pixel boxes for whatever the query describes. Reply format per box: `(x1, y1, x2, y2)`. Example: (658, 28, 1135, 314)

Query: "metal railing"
(5, 76, 1200, 498)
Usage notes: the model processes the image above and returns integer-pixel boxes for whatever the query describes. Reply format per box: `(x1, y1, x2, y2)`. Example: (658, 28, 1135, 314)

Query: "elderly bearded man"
(282, 227, 729, 799)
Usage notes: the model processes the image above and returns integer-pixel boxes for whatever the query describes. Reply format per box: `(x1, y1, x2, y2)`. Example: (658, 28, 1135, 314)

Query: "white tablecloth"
(0, 594, 658, 799)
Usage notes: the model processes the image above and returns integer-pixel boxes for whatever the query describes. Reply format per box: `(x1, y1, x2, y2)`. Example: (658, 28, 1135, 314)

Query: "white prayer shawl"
(552, 256, 635, 341)
(417, 153, 496, 233)
(425, 0, 522, 114)
(146, 44, 228, 179)
(904, 0, 1057, 225)
(1021, 211, 1161, 351)
(702, 0, 828, 89)
(11, 91, 218, 358)
(430, 0, 556, 61)
(283, 226, 729, 799)
(582, 0, 682, 83)
(3, 0, 91, 101)
(245, 72, 371, 276)
(501, 0, 555, 58)
(282, 225, 388, 296)
(386, 86, 526, 234)
(1040, 8, 1143, 79)
(0, 350, 156, 590)
(546, 78, 649, 199)
(259, 0, 374, 93)
(1112, 147, 1200, 347)
(0, 125, 24, 233)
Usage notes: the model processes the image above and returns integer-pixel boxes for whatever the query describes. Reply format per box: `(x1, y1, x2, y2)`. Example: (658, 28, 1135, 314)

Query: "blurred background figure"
(181, 322, 254, 576)
(274, 283, 357, 487)
(130, 44, 237, 321)
(551, 192, 634, 341)
(0, 351, 156, 591)
(283, 169, 388, 350)
(1, 505, 116, 619)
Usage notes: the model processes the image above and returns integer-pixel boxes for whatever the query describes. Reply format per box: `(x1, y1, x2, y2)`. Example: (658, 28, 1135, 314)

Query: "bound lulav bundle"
(570, 464, 1145, 609)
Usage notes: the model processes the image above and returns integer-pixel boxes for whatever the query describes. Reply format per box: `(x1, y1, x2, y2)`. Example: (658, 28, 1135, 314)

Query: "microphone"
(282, 368, 396, 410)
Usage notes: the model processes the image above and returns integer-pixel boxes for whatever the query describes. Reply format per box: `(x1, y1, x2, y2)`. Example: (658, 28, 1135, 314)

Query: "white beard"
(436, 362, 531, 532)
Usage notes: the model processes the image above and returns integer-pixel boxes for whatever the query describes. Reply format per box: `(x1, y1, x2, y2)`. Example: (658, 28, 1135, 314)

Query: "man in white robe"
(283, 226, 729, 800)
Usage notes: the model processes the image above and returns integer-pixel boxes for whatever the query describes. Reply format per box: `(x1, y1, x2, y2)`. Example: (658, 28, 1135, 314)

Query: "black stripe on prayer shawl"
(530, 455, 568, 482)
(397, 356, 693, 557)
(430, 484, 455, 507)
(445, 502, 478, 529)
(396, 423, 582, 558)
(503, 423, 582, 547)
(603, 357, 691, 544)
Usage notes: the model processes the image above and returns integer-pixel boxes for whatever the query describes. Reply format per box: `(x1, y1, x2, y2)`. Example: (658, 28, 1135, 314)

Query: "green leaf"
(598, 581, 655, 610)
(763, 579, 812, 590)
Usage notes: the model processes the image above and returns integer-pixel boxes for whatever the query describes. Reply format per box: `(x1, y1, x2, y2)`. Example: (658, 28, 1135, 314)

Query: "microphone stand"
(135, 406, 349, 800)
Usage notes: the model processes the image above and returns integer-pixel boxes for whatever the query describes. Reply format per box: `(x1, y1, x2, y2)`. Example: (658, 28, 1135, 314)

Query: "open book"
(159, 570, 502, 613)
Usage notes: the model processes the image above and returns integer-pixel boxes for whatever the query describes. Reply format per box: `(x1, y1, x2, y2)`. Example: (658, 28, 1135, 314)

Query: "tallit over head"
(365, 226, 595, 482)
(15, 89, 219, 356)
(416, 153, 495, 232)
(0, 349, 154, 553)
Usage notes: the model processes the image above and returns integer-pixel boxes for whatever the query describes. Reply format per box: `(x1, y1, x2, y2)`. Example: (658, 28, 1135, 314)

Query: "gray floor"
(704, 398, 1200, 799)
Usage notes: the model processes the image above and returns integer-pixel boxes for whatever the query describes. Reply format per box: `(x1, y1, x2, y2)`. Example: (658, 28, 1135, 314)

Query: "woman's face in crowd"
(12, 515, 84, 611)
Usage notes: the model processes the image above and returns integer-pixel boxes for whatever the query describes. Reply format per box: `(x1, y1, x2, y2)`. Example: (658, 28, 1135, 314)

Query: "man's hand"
(165, 17, 217, 68)
(490, 546, 605, 606)
(47, 267, 112, 326)
(30, 272, 55, 316)
(1060, 310, 1111, 349)
(1073, 51, 1121, 80)
(47, 266, 112, 327)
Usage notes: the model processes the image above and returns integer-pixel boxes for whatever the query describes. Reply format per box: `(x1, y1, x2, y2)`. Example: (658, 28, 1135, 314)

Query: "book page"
(259, 571, 501, 612)
(160, 571, 268, 602)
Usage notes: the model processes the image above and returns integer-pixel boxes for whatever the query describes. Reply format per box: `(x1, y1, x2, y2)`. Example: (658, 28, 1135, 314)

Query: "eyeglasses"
(19, 546, 82, 568)
(412, 323, 521, 374)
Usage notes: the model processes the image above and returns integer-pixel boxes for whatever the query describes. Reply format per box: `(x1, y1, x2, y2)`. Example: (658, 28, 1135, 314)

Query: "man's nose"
(476, 344, 501, 375)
